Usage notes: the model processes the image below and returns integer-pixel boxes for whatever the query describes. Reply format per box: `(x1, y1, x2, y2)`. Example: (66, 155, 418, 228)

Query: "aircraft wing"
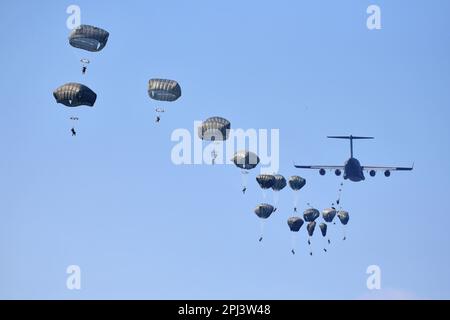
(294, 165, 344, 170)
(362, 165, 414, 172)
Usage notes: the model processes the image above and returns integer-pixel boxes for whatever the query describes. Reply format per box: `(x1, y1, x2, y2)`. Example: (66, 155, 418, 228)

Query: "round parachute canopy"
(307, 221, 316, 237)
(53, 83, 97, 107)
(256, 174, 275, 189)
(338, 211, 350, 225)
(232, 151, 260, 170)
(303, 208, 320, 222)
(148, 79, 182, 102)
(69, 24, 109, 52)
(289, 176, 306, 191)
(198, 117, 231, 141)
(272, 175, 287, 192)
(287, 217, 304, 232)
(322, 208, 337, 223)
(319, 223, 328, 237)
(254, 204, 274, 219)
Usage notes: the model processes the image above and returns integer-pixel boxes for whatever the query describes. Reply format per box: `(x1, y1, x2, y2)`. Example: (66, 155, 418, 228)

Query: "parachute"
(148, 79, 182, 102)
(254, 204, 274, 219)
(288, 176, 306, 213)
(232, 151, 259, 194)
(254, 203, 275, 242)
(198, 117, 231, 141)
(337, 210, 350, 225)
(287, 216, 304, 255)
(288, 176, 306, 190)
(307, 221, 316, 237)
(303, 208, 320, 222)
(319, 222, 329, 252)
(54, 83, 96, 135)
(287, 217, 304, 232)
(337, 210, 350, 241)
(319, 223, 328, 237)
(256, 174, 275, 189)
(53, 83, 97, 107)
(69, 24, 109, 52)
(306, 221, 316, 256)
(272, 175, 287, 191)
(322, 208, 337, 223)
(198, 117, 231, 165)
(232, 151, 260, 170)
(148, 79, 181, 123)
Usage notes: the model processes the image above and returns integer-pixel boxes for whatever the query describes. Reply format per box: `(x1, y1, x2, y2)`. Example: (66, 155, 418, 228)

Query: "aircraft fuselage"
(344, 157, 365, 182)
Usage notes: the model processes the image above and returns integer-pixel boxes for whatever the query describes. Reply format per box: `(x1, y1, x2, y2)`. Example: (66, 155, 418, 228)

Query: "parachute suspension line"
(274, 192, 280, 209)
(343, 225, 347, 241)
(262, 189, 267, 201)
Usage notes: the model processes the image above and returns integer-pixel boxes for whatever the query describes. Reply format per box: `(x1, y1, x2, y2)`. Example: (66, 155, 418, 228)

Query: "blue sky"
(1, 0, 450, 299)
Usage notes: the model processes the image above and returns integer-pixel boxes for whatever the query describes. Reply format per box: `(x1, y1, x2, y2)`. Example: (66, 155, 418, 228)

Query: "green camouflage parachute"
(338, 211, 350, 225)
(322, 208, 337, 223)
(307, 221, 316, 237)
(287, 217, 304, 232)
(53, 83, 97, 107)
(272, 175, 287, 192)
(288, 176, 306, 191)
(148, 79, 182, 102)
(319, 223, 328, 237)
(303, 208, 320, 222)
(256, 174, 275, 189)
(254, 204, 275, 219)
(69, 24, 109, 52)
(198, 117, 231, 141)
(232, 151, 260, 170)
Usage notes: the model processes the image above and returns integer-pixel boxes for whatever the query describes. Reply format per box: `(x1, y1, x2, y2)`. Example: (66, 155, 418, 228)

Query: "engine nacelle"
(335, 169, 342, 176)
(319, 168, 326, 176)
(384, 170, 391, 177)
(370, 170, 376, 177)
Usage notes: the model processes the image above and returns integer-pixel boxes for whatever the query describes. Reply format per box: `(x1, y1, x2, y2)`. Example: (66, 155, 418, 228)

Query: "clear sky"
(1, 0, 450, 299)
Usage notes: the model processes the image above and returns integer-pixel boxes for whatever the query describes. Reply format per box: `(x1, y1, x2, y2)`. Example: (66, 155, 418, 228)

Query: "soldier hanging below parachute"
(254, 204, 275, 242)
(232, 151, 260, 194)
(287, 217, 304, 255)
(288, 176, 306, 213)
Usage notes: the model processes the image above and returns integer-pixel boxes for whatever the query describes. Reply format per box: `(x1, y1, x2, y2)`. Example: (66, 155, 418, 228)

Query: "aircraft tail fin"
(327, 135, 374, 157)
(327, 135, 374, 140)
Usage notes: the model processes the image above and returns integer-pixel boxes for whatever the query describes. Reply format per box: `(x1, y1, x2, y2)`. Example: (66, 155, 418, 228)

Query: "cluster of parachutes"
(287, 207, 350, 255)
(52, 23, 352, 257)
(53, 24, 184, 131)
(230, 151, 351, 255)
